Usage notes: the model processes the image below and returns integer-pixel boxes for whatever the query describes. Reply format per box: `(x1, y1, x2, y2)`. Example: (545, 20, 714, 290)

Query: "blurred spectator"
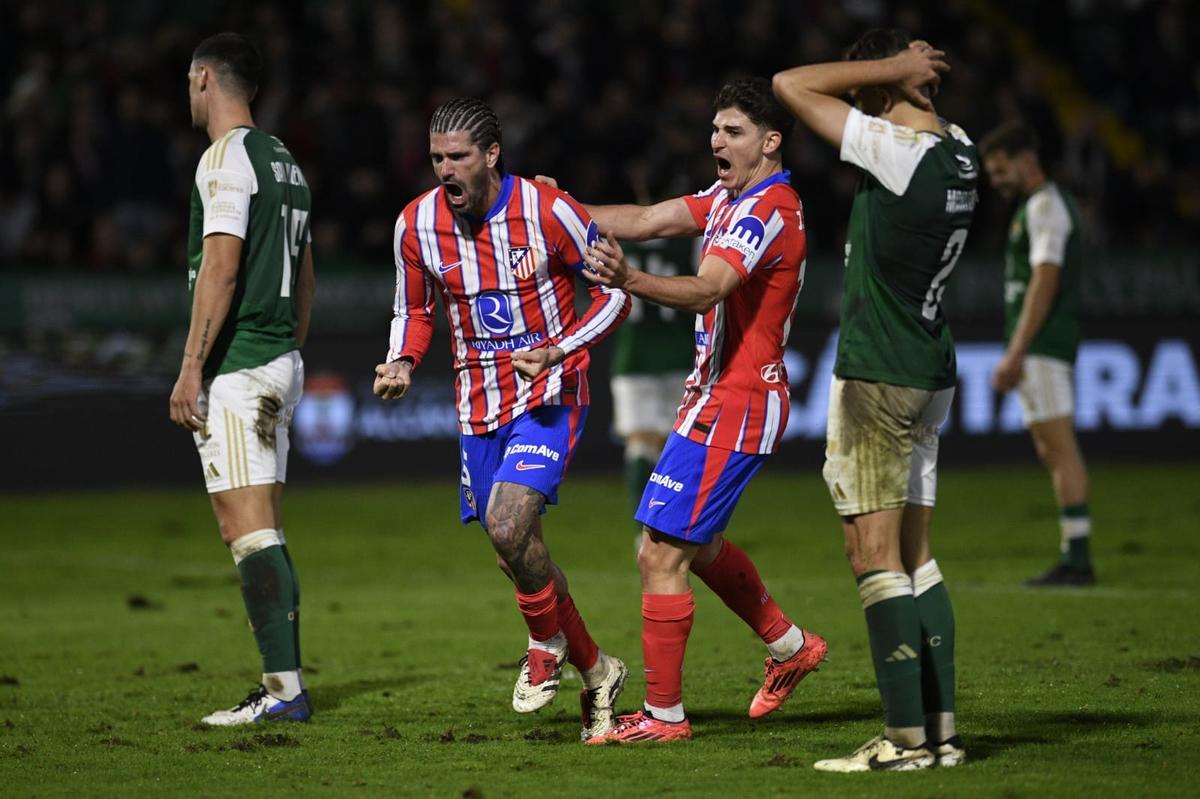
(0, 0, 1195, 273)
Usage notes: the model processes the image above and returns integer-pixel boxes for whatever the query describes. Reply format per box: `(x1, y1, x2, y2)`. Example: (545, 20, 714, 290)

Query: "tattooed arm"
(485, 482, 556, 594)
(169, 233, 243, 431)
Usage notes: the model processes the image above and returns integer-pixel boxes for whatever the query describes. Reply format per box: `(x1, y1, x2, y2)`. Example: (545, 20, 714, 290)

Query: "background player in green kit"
(609, 240, 695, 521)
(168, 32, 315, 725)
(981, 122, 1094, 587)
(774, 31, 975, 771)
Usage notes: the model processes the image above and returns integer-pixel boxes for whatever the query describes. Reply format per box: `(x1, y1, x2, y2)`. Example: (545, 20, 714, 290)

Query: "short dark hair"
(845, 28, 912, 62)
(193, 32, 262, 100)
(980, 121, 1040, 158)
(430, 97, 505, 172)
(713, 77, 795, 143)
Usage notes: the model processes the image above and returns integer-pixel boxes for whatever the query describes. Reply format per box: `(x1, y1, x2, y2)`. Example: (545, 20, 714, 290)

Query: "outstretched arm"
(583, 233, 740, 316)
(535, 175, 701, 240)
(772, 42, 948, 147)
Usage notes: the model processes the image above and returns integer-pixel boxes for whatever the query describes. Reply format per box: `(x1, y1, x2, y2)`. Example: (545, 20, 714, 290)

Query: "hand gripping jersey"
(387, 174, 631, 435)
(187, 126, 312, 379)
(835, 107, 979, 390)
(677, 171, 807, 455)
(1004, 181, 1084, 363)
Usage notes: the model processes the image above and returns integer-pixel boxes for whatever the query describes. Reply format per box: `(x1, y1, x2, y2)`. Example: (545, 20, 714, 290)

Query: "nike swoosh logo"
(438, 260, 462, 274)
(648, 500, 667, 509)
(514, 460, 546, 471)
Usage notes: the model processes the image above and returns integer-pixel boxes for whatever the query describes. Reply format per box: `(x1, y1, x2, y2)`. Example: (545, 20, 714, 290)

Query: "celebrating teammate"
(372, 98, 631, 741)
(169, 33, 314, 725)
(981, 122, 1094, 587)
(774, 31, 977, 771)
(568, 78, 828, 744)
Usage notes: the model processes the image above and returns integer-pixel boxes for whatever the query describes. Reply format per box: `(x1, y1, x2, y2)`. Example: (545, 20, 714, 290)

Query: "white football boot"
(578, 653, 629, 741)
(201, 684, 313, 726)
(813, 734, 935, 772)
(512, 647, 567, 713)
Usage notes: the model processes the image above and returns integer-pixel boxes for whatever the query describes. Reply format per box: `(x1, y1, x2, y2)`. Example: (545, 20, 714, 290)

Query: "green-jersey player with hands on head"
(775, 29, 977, 772)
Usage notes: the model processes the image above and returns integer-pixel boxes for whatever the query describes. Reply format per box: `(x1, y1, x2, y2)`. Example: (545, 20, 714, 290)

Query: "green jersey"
(1004, 182, 1083, 363)
(610, 238, 696, 376)
(187, 126, 312, 379)
(834, 108, 978, 390)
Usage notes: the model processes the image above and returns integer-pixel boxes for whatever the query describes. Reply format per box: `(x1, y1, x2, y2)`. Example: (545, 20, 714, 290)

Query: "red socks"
(642, 591, 695, 709)
(557, 593, 599, 672)
(694, 539, 792, 645)
(515, 582, 560, 643)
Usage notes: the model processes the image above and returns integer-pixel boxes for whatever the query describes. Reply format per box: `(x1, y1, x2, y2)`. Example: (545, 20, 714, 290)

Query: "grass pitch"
(1, 463, 1197, 798)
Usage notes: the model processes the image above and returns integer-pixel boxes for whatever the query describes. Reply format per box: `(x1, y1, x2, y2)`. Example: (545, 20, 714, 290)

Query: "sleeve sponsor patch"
(715, 215, 766, 259)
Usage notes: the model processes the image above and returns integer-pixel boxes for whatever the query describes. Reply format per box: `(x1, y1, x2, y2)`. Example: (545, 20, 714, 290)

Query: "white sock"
(766, 625, 806, 662)
(263, 670, 303, 701)
(581, 651, 610, 689)
(885, 725, 927, 749)
(529, 632, 567, 658)
(644, 702, 685, 723)
(927, 711, 956, 742)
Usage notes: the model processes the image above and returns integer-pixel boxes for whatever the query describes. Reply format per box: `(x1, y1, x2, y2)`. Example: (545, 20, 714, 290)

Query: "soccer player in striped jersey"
(774, 31, 974, 771)
(372, 98, 631, 741)
(169, 33, 314, 725)
(568, 78, 828, 744)
(981, 122, 1095, 587)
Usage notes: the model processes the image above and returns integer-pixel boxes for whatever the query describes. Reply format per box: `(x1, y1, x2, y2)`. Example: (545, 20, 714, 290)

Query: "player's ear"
(762, 130, 782, 156)
(485, 142, 500, 169)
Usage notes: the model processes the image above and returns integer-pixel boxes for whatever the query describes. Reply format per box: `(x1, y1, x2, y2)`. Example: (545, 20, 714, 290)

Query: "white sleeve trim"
(196, 130, 256, 240)
(839, 107, 939, 196)
(1026, 184, 1072, 267)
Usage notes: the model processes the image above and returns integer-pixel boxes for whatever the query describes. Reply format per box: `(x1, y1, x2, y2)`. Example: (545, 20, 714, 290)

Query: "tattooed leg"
(486, 481, 557, 594)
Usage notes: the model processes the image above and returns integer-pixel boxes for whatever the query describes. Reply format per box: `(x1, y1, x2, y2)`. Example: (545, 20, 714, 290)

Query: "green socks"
(1059, 504, 1092, 570)
(231, 529, 299, 674)
(278, 529, 301, 666)
(858, 571, 925, 736)
(625, 452, 657, 519)
(912, 559, 956, 741)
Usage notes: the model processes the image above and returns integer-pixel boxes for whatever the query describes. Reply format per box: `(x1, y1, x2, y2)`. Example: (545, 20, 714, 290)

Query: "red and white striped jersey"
(675, 170, 807, 454)
(387, 174, 631, 435)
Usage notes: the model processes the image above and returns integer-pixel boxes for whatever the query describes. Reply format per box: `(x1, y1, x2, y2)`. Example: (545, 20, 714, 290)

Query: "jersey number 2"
(922, 228, 968, 320)
(280, 205, 309, 298)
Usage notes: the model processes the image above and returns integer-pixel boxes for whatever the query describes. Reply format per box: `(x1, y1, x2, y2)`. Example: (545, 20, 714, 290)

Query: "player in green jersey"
(775, 30, 975, 771)
(981, 122, 1094, 587)
(168, 32, 315, 726)
(609, 239, 695, 521)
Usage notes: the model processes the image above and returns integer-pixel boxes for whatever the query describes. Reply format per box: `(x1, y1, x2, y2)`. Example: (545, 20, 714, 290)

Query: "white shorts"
(822, 376, 955, 516)
(1018, 354, 1074, 427)
(194, 351, 304, 494)
(611, 373, 689, 438)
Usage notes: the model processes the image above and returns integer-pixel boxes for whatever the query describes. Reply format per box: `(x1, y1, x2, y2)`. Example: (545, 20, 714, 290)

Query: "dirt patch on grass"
(1147, 656, 1200, 673)
(765, 754, 798, 767)
(524, 728, 564, 741)
(227, 732, 299, 752)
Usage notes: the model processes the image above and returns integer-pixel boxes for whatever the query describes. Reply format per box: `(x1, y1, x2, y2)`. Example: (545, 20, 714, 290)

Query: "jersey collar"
(731, 169, 790, 204)
(483, 173, 514, 222)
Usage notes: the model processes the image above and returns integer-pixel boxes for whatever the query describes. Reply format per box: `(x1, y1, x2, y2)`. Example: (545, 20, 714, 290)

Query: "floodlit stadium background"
(1, 0, 1197, 488)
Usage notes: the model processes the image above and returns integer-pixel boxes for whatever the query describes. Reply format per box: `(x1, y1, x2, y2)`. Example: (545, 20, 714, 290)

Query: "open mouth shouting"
(443, 181, 467, 209)
(715, 156, 733, 182)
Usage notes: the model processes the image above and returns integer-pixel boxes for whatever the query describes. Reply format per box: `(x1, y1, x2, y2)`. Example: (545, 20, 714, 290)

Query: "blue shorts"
(459, 405, 588, 529)
(635, 432, 767, 544)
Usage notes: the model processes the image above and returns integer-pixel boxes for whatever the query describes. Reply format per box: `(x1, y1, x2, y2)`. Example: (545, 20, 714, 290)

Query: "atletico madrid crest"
(507, 247, 535, 279)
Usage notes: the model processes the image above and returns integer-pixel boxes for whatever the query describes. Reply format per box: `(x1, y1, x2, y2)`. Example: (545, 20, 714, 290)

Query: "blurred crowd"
(1, 0, 1196, 272)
